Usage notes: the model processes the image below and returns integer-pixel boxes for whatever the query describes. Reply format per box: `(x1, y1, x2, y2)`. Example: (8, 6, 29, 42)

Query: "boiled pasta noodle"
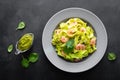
(52, 18, 97, 62)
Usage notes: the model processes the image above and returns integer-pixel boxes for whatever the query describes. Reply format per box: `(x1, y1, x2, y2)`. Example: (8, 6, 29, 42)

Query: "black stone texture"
(0, 0, 120, 80)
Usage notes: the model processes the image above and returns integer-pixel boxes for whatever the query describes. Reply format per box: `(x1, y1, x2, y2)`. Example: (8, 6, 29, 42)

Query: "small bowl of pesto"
(15, 33, 34, 55)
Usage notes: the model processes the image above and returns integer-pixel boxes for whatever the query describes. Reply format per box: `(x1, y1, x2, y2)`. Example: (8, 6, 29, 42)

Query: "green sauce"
(17, 33, 34, 51)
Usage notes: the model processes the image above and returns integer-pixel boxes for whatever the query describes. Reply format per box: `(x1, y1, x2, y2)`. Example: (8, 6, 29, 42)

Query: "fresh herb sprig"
(21, 53, 39, 68)
(16, 21, 25, 30)
(63, 39, 74, 54)
(7, 44, 14, 53)
(107, 52, 116, 61)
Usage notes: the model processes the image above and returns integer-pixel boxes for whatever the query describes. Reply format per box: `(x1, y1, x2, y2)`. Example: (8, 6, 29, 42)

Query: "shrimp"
(67, 29, 75, 34)
(70, 22, 77, 26)
(75, 43, 86, 50)
(74, 58, 81, 62)
(90, 38, 96, 45)
(80, 27, 86, 32)
(61, 51, 66, 57)
(67, 29, 75, 37)
(60, 36, 68, 43)
(68, 21, 78, 29)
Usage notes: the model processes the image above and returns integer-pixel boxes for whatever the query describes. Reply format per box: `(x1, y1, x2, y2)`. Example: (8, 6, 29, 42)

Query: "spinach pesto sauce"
(17, 33, 34, 51)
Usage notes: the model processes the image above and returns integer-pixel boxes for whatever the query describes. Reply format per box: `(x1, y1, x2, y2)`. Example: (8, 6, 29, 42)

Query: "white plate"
(42, 8, 108, 73)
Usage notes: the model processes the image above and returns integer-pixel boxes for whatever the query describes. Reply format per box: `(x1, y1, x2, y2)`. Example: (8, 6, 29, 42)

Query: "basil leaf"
(63, 39, 74, 54)
(107, 52, 116, 61)
(66, 39, 74, 48)
(16, 21, 25, 30)
(8, 44, 13, 53)
(28, 53, 39, 63)
(63, 46, 74, 54)
(21, 58, 29, 68)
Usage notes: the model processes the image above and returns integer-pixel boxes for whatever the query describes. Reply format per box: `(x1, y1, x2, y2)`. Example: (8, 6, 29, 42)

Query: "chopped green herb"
(28, 53, 39, 63)
(107, 52, 116, 61)
(63, 46, 74, 54)
(7, 44, 13, 53)
(16, 21, 25, 30)
(66, 39, 74, 48)
(21, 58, 29, 68)
(63, 39, 74, 54)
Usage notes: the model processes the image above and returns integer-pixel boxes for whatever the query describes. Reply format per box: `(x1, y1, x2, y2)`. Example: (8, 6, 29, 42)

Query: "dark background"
(0, 0, 120, 80)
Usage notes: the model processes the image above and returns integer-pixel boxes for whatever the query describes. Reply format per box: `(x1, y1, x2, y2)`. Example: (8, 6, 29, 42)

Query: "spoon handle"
(15, 50, 21, 55)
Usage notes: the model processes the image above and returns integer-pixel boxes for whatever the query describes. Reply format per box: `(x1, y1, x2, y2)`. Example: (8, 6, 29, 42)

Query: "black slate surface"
(0, 0, 120, 80)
